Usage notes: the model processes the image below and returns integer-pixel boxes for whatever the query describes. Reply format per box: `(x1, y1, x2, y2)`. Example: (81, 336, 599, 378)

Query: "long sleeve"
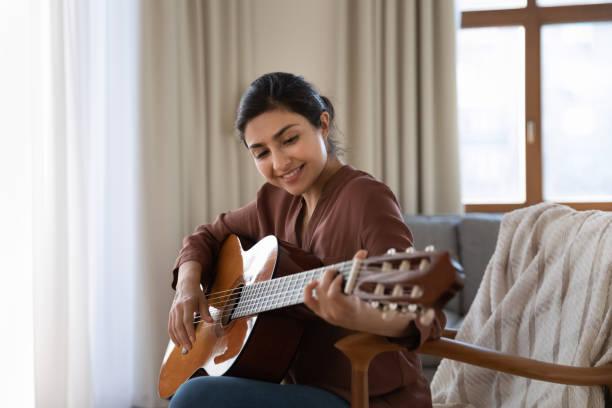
(171, 199, 260, 289)
(353, 179, 446, 349)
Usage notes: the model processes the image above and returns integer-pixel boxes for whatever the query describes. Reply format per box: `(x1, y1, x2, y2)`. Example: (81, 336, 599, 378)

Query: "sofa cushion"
(457, 213, 503, 314)
(404, 215, 462, 314)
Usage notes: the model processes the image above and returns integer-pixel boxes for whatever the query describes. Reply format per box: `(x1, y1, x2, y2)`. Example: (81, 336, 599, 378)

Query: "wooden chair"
(335, 330, 612, 408)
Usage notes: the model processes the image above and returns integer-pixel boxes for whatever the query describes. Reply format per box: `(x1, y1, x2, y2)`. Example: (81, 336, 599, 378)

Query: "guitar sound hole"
(221, 284, 243, 326)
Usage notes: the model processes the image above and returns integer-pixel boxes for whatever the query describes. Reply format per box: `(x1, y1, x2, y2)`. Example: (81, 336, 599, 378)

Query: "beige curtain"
(336, 0, 461, 214)
(137, 1, 257, 405)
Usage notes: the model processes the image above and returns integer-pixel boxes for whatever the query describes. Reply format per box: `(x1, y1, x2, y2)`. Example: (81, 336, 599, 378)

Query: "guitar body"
(158, 234, 322, 399)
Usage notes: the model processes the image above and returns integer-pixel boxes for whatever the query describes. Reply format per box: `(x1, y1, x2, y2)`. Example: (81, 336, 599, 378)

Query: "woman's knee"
(168, 377, 224, 408)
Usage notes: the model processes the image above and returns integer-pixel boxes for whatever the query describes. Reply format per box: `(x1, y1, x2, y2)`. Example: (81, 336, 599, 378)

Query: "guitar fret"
(266, 278, 274, 312)
(283, 273, 294, 308)
(231, 260, 357, 319)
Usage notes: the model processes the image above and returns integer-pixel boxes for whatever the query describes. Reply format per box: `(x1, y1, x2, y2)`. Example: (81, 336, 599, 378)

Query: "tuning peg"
(418, 258, 430, 270)
(382, 308, 398, 321)
(400, 306, 417, 320)
(370, 283, 385, 308)
(407, 303, 418, 313)
(399, 260, 410, 271)
(405, 247, 415, 253)
(425, 245, 435, 252)
(410, 285, 423, 299)
(386, 248, 397, 255)
(382, 261, 392, 271)
(419, 308, 436, 326)
(392, 284, 403, 297)
(388, 302, 398, 311)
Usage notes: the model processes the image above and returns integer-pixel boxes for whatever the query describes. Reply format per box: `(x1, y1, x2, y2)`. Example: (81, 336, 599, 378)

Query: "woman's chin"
(282, 184, 306, 196)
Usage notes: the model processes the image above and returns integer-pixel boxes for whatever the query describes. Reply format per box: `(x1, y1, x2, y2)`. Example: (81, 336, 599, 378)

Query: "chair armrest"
(442, 329, 457, 339)
(418, 337, 612, 388)
(335, 333, 404, 408)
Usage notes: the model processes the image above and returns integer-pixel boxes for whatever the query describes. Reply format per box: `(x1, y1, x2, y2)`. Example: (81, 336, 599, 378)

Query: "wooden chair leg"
(335, 333, 404, 408)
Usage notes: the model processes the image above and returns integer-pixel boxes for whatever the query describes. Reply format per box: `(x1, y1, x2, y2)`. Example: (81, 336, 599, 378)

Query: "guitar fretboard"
(231, 260, 354, 319)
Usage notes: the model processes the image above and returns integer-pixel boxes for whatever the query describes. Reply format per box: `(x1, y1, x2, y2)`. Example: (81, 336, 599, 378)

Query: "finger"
(199, 297, 213, 323)
(182, 303, 196, 348)
(328, 273, 344, 297)
(175, 304, 192, 350)
(168, 312, 179, 347)
(319, 269, 338, 289)
(303, 280, 321, 314)
(354, 249, 368, 260)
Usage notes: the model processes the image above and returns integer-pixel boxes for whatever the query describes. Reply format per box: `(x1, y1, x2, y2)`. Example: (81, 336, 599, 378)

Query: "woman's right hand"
(168, 261, 213, 352)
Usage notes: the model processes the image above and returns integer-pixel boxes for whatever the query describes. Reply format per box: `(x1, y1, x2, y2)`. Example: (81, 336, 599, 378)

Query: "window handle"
(527, 120, 536, 145)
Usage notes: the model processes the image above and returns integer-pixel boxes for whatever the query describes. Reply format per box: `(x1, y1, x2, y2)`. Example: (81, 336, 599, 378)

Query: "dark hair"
(235, 72, 341, 156)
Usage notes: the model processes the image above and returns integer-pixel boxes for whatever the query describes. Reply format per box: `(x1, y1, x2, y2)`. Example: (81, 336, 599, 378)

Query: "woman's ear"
(319, 111, 330, 141)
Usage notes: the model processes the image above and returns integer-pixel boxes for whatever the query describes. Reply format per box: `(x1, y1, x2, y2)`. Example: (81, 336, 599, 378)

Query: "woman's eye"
(284, 135, 298, 145)
(255, 150, 269, 160)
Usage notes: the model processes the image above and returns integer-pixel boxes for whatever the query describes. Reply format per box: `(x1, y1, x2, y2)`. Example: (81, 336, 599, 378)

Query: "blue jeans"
(168, 376, 350, 408)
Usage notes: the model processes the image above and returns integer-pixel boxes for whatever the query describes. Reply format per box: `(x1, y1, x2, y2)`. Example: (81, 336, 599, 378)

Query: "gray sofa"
(404, 213, 504, 381)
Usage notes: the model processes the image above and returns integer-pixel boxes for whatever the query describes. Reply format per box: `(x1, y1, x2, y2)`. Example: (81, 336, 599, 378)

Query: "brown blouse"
(172, 165, 445, 408)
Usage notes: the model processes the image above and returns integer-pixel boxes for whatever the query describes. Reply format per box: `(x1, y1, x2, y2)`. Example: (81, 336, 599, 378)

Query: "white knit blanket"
(431, 203, 612, 408)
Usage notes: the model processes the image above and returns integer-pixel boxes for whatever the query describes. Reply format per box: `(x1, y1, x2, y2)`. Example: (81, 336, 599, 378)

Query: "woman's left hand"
(303, 250, 368, 330)
(303, 250, 420, 338)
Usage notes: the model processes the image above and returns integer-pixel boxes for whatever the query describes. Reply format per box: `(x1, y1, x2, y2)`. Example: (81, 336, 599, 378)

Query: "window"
(457, 0, 612, 212)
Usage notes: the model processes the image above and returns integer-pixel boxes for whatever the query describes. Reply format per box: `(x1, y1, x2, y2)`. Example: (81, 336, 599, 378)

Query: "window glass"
(458, 26, 526, 204)
(541, 22, 612, 202)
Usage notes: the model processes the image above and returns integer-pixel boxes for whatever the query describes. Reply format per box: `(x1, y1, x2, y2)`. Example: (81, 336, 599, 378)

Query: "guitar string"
(202, 262, 410, 312)
(190, 264, 419, 326)
(194, 254, 416, 305)
(203, 265, 354, 318)
(201, 261, 355, 307)
(201, 261, 353, 300)
(188, 261, 421, 325)
(194, 253, 422, 304)
(186, 266, 356, 326)
(189, 284, 313, 328)
(202, 267, 360, 319)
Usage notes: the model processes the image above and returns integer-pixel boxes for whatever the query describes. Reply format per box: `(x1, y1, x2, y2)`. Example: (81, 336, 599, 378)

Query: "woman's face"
(244, 109, 330, 197)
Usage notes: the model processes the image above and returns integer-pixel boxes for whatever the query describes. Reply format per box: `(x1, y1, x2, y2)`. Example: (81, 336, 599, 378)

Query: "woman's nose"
(272, 151, 291, 172)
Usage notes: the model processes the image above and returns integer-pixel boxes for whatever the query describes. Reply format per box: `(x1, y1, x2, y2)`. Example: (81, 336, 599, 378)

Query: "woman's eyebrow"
(248, 124, 298, 149)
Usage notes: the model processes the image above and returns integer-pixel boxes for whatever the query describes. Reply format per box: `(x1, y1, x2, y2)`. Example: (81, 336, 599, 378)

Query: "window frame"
(461, 0, 612, 213)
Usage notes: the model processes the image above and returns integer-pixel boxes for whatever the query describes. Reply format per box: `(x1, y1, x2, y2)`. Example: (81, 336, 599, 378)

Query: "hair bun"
(319, 95, 335, 121)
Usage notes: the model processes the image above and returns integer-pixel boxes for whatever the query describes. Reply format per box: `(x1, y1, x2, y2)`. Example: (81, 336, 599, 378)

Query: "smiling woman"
(166, 73, 447, 408)
(243, 110, 341, 230)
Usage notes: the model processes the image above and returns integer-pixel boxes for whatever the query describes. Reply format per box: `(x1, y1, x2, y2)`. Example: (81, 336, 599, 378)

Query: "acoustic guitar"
(158, 234, 463, 398)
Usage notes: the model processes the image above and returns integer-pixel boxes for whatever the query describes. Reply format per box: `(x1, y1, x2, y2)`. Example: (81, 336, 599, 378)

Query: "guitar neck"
(231, 260, 354, 319)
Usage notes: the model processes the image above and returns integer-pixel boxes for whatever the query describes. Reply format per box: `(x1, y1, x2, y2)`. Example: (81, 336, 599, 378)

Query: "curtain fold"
(337, 0, 461, 215)
(135, 0, 256, 405)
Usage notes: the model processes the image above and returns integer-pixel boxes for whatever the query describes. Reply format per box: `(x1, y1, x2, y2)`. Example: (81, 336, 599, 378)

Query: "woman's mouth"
(281, 165, 304, 183)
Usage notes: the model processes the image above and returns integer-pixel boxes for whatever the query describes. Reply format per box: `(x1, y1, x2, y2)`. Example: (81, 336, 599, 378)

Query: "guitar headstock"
(354, 246, 464, 326)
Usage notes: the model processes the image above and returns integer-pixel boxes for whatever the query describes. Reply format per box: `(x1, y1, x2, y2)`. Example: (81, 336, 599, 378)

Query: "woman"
(168, 72, 445, 407)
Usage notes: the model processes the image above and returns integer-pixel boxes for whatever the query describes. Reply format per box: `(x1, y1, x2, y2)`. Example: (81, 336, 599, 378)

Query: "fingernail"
(182, 348, 188, 355)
